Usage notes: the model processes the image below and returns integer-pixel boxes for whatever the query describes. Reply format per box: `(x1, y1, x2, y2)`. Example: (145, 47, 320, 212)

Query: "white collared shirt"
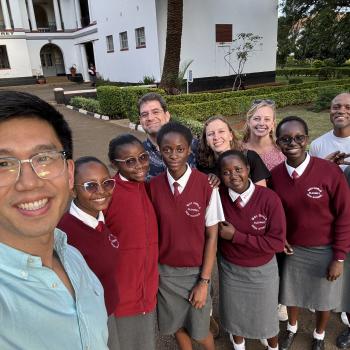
(285, 153, 311, 178)
(166, 165, 225, 226)
(119, 173, 129, 182)
(228, 179, 255, 207)
(69, 201, 105, 230)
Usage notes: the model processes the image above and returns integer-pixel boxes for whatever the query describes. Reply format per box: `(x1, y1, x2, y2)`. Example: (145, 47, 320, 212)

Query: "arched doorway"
(40, 44, 65, 76)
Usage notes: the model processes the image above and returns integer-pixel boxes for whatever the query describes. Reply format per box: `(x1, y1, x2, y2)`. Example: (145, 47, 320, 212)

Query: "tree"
(223, 33, 262, 90)
(159, 0, 184, 94)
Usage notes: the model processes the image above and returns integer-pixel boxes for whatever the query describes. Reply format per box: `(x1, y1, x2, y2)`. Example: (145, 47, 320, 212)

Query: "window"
(106, 35, 114, 52)
(0, 46, 10, 69)
(119, 31, 128, 50)
(135, 27, 146, 48)
(216, 24, 232, 43)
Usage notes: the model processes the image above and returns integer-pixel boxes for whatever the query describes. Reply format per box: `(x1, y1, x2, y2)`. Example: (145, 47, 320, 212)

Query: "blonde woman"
(242, 100, 285, 171)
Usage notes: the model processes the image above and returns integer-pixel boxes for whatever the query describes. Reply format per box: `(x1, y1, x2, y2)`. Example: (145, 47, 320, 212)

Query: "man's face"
(139, 100, 170, 136)
(0, 117, 74, 245)
(330, 93, 350, 131)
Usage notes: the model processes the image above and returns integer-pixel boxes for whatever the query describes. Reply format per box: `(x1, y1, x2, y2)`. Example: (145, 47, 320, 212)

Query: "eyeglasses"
(252, 99, 275, 105)
(75, 179, 116, 193)
(114, 152, 149, 168)
(0, 150, 67, 187)
(277, 135, 307, 145)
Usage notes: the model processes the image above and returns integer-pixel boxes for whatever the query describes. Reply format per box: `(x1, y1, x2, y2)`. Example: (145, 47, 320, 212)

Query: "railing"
(37, 22, 57, 32)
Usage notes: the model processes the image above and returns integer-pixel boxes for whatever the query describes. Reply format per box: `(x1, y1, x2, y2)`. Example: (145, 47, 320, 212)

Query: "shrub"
(276, 67, 350, 78)
(312, 87, 345, 112)
(171, 115, 203, 137)
(142, 75, 156, 85)
(312, 59, 325, 68)
(288, 78, 303, 84)
(70, 96, 101, 114)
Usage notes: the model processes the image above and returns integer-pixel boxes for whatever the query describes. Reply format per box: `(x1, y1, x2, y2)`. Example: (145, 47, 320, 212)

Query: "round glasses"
(277, 135, 307, 146)
(75, 178, 116, 193)
(0, 150, 67, 187)
(114, 152, 149, 168)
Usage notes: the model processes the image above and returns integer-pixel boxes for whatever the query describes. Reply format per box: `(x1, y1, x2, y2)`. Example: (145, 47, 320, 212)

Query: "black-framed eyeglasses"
(114, 152, 149, 168)
(75, 178, 116, 193)
(252, 99, 275, 105)
(0, 150, 67, 187)
(277, 135, 307, 145)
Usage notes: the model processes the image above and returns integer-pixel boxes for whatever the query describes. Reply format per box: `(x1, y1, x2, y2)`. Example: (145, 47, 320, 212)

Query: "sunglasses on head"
(114, 152, 150, 168)
(277, 135, 307, 146)
(75, 178, 116, 193)
(252, 99, 275, 105)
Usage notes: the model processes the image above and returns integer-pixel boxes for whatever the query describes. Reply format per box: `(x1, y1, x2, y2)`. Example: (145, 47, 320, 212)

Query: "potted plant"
(70, 64, 77, 77)
(36, 75, 46, 84)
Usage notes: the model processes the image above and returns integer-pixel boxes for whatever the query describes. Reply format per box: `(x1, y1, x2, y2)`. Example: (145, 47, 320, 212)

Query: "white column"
(74, 0, 82, 28)
(27, 0, 37, 31)
(52, 0, 62, 31)
(9, 0, 23, 29)
(1, 0, 12, 30)
(79, 44, 89, 81)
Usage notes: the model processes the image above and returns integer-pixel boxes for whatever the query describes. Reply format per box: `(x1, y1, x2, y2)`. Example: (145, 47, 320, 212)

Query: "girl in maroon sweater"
(218, 150, 285, 350)
(105, 134, 158, 350)
(270, 116, 350, 350)
(149, 122, 224, 350)
(58, 156, 118, 315)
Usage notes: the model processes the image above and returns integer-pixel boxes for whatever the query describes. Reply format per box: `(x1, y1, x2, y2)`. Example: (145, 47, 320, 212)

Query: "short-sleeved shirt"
(143, 137, 198, 178)
(197, 149, 270, 183)
(0, 229, 109, 350)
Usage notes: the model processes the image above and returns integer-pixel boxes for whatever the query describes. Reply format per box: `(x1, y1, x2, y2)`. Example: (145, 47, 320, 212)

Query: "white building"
(0, 0, 278, 89)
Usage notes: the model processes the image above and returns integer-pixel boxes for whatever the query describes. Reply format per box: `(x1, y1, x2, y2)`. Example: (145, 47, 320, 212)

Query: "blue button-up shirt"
(0, 229, 108, 350)
(143, 137, 198, 179)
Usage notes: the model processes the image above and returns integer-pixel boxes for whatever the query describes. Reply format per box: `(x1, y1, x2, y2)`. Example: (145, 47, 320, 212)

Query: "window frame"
(106, 35, 114, 53)
(135, 27, 146, 49)
(119, 31, 129, 51)
(0, 45, 10, 69)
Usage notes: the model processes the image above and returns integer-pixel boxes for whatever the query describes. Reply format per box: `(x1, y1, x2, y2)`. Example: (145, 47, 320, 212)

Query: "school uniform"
(104, 173, 159, 350)
(270, 154, 350, 311)
(58, 202, 119, 315)
(219, 181, 286, 339)
(149, 165, 225, 340)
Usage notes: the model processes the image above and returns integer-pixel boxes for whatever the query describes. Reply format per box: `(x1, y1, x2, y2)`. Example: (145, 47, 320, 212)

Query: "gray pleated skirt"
(336, 253, 350, 313)
(280, 245, 342, 311)
(107, 311, 156, 350)
(157, 264, 212, 341)
(218, 255, 279, 339)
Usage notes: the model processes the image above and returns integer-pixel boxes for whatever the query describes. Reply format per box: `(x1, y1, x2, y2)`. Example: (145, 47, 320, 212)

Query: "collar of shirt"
(118, 173, 129, 182)
(285, 153, 311, 178)
(70, 200, 105, 229)
(167, 164, 192, 194)
(0, 229, 68, 279)
(228, 179, 255, 207)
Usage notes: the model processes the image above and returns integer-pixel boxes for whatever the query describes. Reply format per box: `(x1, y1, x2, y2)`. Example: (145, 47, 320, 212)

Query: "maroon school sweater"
(104, 174, 159, 317)
(270, 157, 350, 261)
(219, 185, 286, 267)
(58, 213, 119, 315)
(149, 169, 213, 267)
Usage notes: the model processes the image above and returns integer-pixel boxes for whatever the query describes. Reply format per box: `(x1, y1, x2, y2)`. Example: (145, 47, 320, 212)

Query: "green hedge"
(276, 67, 350, 78)
(97, 86, 164, 120)
(168, 84, 350, 122)
(164, 78, 350, 105)
(70, 96, 101, 114)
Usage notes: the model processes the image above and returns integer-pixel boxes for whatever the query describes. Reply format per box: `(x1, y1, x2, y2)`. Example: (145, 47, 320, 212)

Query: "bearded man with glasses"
(0, 91, 109, 350)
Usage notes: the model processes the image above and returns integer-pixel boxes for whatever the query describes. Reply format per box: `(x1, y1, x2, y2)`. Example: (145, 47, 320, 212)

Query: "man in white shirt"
(309, 92, 350, 171)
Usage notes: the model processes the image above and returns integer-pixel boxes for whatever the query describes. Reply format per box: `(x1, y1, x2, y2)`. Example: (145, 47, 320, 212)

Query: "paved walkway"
(4, 84, 345, 349)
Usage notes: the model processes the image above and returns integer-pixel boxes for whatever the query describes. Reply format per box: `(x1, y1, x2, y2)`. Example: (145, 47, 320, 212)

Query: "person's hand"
(325, 151, 350, 166)
(219, 221, 235, 240)
(327, 260, 344, 281)
(189, 283, 208, 309)
(284, 241, 294, 255)
(207, 173, 220, 188)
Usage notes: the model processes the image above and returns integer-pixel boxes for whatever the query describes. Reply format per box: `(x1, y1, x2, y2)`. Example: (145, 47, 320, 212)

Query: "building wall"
(156, 0, 277, 81)
(92, 0, 161, 82)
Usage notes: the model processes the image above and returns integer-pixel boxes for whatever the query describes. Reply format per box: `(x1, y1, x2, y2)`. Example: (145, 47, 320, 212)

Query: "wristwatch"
(198, 277, 210, 285)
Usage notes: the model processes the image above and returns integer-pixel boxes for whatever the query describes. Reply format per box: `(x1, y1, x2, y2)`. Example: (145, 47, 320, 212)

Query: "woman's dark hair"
(74, 156, 107, 178)
(108, 134, 143, 161)
(276, 116, 309, 138)
(0, 91, 73, 158)
(157, 121, 193, 147)
(197, 115, 242, 169)
(218, 150, 249, 171)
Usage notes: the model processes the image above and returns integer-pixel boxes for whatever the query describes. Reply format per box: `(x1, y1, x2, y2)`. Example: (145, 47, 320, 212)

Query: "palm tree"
(159, 0, 183, 93)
